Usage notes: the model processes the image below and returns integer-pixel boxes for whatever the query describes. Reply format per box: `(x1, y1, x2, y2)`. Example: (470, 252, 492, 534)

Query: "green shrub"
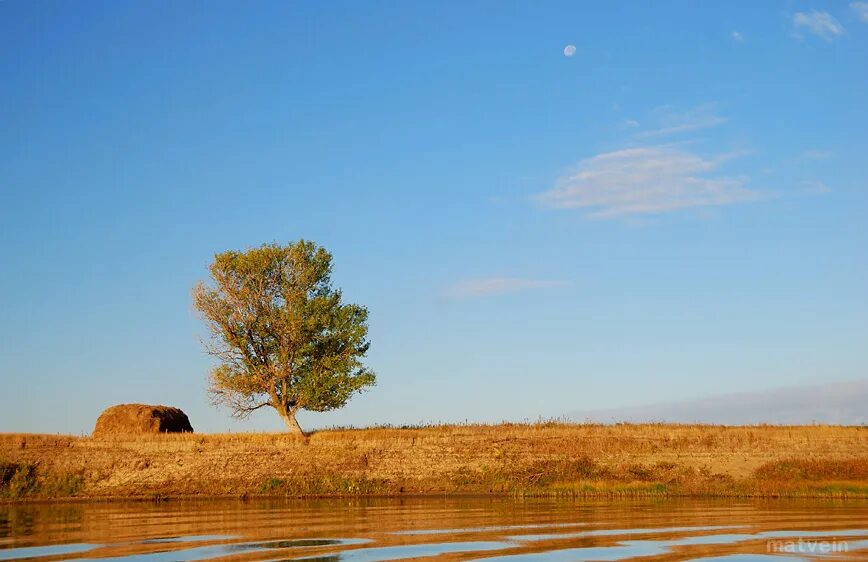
(6, 464, 38, 498)
(259, 477, 285, 494)
(45, 472, 85, 496)
(0, 462, 18, 488)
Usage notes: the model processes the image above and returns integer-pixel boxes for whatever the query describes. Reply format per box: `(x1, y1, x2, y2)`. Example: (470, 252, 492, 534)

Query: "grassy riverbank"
(2, 423, 866, 501)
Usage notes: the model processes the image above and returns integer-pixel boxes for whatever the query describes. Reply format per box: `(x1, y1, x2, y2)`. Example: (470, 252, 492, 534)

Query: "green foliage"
(44, 472, 85, 496)
(259, 477, 286, 494)
(193, 240, 375, 433)
(1, 463, 85, 498)
(256, 474, 382, 496)
(0, 462, 17, 488)
(0, 463, 38, 499)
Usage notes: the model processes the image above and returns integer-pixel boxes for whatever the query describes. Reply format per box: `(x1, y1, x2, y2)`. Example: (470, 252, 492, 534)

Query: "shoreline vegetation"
(1, 423, 866, 502)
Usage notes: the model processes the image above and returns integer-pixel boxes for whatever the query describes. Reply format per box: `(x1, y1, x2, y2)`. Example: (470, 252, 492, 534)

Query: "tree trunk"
(280, 409, 305, 436)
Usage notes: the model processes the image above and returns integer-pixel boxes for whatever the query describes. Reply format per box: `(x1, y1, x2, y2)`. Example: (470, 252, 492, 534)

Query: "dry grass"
(1, 422, 866, 500)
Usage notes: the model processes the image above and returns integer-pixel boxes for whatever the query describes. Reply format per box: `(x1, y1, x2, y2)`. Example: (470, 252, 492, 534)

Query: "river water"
(0, 499, 865, 562)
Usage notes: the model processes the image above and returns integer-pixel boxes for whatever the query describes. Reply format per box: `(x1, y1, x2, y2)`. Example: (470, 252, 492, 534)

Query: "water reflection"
(0, 499, 864, 562)
(230, 539, 363, 550)
(0, 543, 96, 561)
(298, 540, 515, 562)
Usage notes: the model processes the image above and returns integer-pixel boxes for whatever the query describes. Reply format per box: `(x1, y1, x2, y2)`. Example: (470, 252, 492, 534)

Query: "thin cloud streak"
(569, 380, 868, 425)
(635, 104, 727, 139)
(851, 2, 868, 23)
(447, 278, 566, 298)
(792, 10, 846, 40)
(537, 145, 760, 218)
(800, 180, 833, 195)
(801, 149, 834, 160)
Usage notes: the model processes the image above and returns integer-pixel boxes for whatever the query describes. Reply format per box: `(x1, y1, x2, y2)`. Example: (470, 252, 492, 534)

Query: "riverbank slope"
(2, 423, 866, 500)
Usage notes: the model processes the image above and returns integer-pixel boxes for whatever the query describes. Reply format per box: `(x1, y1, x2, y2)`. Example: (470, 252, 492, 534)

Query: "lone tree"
(193, 240, 375, 435)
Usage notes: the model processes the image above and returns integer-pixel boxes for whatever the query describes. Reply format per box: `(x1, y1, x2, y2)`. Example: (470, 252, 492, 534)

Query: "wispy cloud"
(792, 10, 846, 40)
(801, 149, 834, 160)
(447, 277, 565, 298)
(731, 31, 744, 42)
(800, 180, 833, 195)
(635, 104, 727, 139)
(852, 2, 868, 23)
(569, 379, 868, 425)
(537, 145, 759, 218)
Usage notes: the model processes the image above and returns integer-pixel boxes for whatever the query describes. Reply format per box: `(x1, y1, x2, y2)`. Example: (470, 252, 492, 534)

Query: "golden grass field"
(1, 422, 867, 501)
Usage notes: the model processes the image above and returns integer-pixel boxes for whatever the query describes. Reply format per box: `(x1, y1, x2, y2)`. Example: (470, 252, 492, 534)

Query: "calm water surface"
(0, 499, 865, 562)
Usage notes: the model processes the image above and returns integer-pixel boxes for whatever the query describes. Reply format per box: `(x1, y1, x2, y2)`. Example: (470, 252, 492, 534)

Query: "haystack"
(93, 404, 193, 437)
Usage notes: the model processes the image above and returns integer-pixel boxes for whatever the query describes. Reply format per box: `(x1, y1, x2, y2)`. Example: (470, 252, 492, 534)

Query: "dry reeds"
(1, 422, 865, 500)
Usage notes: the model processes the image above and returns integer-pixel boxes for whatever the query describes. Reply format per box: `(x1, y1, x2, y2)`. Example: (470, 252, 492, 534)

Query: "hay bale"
(93, 404, 193, 437)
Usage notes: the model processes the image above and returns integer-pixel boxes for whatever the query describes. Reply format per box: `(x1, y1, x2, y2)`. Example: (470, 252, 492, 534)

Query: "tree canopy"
(193, 240, 375, 434)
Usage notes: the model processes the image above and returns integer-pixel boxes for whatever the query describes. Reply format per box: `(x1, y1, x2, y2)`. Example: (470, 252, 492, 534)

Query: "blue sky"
(1, 1, 866, 433)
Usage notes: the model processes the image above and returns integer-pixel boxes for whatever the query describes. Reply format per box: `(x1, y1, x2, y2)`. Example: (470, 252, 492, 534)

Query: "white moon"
(563, 45, 576, 57)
